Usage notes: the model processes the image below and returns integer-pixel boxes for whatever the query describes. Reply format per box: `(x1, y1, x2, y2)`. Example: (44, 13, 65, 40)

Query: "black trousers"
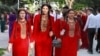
(88, 28, 95, 52)
(96, 28, 100, 50)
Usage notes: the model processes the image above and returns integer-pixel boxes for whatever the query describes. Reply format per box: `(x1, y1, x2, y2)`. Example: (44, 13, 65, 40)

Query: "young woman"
(30, 4, 55, 56)
(80, 11, 89, 49)
(7, 9, 31, 56)
(54, 6, 69, 56)
(60, 9, 81, 56)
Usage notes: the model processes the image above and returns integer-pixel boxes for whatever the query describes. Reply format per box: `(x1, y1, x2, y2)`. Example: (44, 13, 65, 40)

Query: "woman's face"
(67, 10, 75, 19)
(42, 6, 49, 15)
(19, 10, 26, 19)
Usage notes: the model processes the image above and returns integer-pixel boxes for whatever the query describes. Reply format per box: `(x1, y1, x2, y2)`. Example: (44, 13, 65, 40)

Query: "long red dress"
(60, 20, 81, 56)
(81, 14, 89, 49)
(9, 21, 31, 56)
(31, 14, 55, 56)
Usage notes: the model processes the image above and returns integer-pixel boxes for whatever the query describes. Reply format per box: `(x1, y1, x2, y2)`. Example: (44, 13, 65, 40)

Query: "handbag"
(49, 15, 61, 48)
(52, 38, 61, 48)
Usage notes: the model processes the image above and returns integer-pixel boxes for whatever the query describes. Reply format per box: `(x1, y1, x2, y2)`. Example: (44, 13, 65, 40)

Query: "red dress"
(9, 21, 31, 56)
(31, 14, 55, 56)
(81, 14, 89, 48)
(60, 20, 81, 56)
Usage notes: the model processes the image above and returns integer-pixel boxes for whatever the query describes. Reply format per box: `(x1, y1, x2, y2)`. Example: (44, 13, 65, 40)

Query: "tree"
(50, 0, 75, 9)
(68, 0, 74, 9)
(73, 3, 86, 10)
(50, 0, 65, 8)
(0, 0, 17, 6)
(75, 0, 100, 9)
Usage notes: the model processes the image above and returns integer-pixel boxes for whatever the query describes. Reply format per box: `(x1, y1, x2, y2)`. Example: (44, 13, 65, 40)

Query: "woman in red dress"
(59, 9, 81, 56)
(30, 4, 55, 56)
(80, 12, 89, 49)
(7, 9, 31, 56)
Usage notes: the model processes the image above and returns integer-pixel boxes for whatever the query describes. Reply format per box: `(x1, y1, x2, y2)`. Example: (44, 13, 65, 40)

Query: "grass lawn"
(0, 48, 6, 56)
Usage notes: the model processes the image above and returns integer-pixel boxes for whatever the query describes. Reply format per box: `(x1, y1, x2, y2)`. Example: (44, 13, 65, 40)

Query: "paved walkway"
(0, 29, 100, 56)
(0, 29, 12, 56)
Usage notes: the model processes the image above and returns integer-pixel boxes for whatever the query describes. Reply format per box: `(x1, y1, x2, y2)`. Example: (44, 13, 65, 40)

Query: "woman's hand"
(60, 29, 65, 36)
(7, 43, 12, 52)
(49, 31, 54, 37)
(30, 41, 35, 49)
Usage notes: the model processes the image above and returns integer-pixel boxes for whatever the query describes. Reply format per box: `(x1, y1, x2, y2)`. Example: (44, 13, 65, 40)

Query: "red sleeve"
(30, 15, 40, 42)
(60, 19, 67, 37)
(53, 19, 60, 38)
(9, 22, 16, 43)
(27, 21, 31, 39)
(60, 19, 66, 31)
(53, 19, 66, 38)
(50, 16, 55, 31)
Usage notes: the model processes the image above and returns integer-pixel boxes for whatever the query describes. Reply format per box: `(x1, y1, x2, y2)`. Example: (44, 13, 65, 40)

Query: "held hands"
(7, 43, 12, 52)
(30, 41, 35, 49)
(49, 31, 54, 37)
(60, 29, 65, 36)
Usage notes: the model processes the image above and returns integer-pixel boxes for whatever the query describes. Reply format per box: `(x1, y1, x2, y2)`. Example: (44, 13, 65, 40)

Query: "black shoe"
(96, 48, 98, 52)
(97, 49, 100, 53)
(88, 50, 93, 54)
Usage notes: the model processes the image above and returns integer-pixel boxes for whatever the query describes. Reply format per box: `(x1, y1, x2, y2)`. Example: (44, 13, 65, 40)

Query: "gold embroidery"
(18, 21, 26, 39)
(41, 17, 48, 32)
(68, 21, 75, 37)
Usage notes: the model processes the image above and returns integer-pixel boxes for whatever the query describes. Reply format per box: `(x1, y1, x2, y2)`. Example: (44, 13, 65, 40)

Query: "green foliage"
(73, 3, 86, 10)
(50, 0, 65, 8)
(0, 0, 17, 6)
(0, 4, 16, 14)
(0, 48, 6, 56)
(0, 5, 10, 13)
(75, 0, 100, 8)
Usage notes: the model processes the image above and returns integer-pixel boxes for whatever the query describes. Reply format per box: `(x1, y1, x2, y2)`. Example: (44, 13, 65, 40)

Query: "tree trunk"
(65, 0, 68, 6)
(65, 0, 74, 9)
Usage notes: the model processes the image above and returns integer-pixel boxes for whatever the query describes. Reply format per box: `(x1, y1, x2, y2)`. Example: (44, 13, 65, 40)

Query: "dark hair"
(63, 9, 76, 22)
(38, 8, 40, 11)
(17, 8, 27, 21)
(86, 8, 94, 13)
(97, 7, 100, 13)
(63, 6, 69, 9)
(62, 6, 69, 18)
(40, 4, 51, 30)
(63, 9, 74, 19)
(67, 9, 74, 14)
(41, 4, 51, 15)
(40, 4, 51, 19)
